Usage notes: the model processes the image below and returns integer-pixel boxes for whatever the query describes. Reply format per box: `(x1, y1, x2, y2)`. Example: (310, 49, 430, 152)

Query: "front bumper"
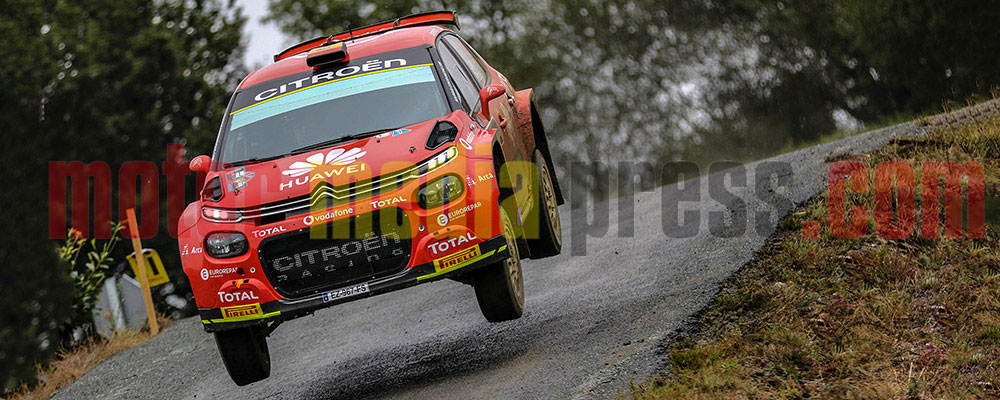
(198, 234, 509, 332)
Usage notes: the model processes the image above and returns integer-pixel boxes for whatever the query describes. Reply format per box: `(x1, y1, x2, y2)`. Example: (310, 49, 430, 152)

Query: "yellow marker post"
(125, 208, 159, 335)
(127, 249, 169, 287)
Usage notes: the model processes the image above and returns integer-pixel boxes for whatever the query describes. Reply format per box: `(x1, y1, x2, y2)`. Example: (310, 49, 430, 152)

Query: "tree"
(0, 0, 73, 391)
(263, 0, 720, 196)
(0, 0, 245, 390)
(695, 0, 1000, 155)
(39, 0, 246, 318)
(265, 0, 1000, 182)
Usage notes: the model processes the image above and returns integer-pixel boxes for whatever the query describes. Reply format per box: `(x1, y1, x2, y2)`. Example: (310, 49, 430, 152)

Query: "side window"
(437, 43, 481, 112)
(442, 35, 489, 87)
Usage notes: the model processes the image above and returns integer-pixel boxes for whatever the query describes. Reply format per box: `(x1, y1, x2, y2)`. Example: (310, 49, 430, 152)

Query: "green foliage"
(265, 0, 435, 39)
(41, 0, 246, 315)
(58, 225, 123, 336)
(265, 0, 1000, 192)
(1, 0, 245, 391)
(44, 0, 247, 157)
(0, 0, 74, 392)
(695, 0, 1000, 159)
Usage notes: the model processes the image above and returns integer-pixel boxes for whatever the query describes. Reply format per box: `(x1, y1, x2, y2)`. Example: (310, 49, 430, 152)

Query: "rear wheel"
(473, 208, 524, 322)
(528, 149, 562, 258)
(214, 327, 270, 386)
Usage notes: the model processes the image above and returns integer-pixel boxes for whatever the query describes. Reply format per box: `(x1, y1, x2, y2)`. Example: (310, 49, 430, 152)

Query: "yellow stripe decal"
(417, 249, 496, 281)
(202, 311, 281, 324)
(231, 63, 434, 115)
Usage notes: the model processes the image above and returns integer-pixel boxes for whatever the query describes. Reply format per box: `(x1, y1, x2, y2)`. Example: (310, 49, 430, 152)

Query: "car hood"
(205, 116, 457, 209)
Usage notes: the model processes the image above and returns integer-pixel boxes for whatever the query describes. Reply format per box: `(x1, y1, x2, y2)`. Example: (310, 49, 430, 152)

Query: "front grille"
(245, 151, 453, 225)
(258, 208, 411, 297)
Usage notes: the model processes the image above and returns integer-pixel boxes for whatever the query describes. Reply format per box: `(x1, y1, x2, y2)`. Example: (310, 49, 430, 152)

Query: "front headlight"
(202, 206, 243, 223)
(418, 175, 464, 209)
(205, 232, 248, 258)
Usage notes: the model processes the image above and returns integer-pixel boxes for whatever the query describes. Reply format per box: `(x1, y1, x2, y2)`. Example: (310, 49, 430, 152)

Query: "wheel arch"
(491, 138, 532, 259)
(515, 89, 565, 205)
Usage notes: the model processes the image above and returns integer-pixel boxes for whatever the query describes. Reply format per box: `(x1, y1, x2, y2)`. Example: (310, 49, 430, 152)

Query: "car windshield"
(216, 49, 449, 165)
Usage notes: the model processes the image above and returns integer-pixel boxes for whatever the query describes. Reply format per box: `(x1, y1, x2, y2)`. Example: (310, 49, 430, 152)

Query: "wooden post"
(125, 208, 159, 335)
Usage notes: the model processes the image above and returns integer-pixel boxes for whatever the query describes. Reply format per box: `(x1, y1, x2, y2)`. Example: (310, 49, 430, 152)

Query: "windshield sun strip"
(230, 63, 433, 116)
(232, 69, 434, 131)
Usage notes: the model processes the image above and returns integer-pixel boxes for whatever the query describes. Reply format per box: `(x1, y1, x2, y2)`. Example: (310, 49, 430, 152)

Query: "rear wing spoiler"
(273, 10, 459, 62)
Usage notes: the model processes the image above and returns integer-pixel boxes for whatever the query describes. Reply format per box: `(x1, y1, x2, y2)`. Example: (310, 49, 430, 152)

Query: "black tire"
(214, 327, 271, 386)
(527, 149, 562, 258)
(473, 208, 524, 322)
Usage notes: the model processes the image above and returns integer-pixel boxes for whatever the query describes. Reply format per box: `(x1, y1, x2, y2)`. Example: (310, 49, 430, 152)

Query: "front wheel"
(214, 327, 271, 386)
(473, 208, 524, 322)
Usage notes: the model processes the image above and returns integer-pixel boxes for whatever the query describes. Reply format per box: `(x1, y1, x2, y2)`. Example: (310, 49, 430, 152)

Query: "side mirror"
(189, 155, 211, 173)
(478, 84, 506, 119)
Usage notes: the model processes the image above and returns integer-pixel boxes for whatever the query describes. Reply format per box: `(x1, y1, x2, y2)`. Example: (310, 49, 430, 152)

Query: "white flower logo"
(282, 147, 366, 177)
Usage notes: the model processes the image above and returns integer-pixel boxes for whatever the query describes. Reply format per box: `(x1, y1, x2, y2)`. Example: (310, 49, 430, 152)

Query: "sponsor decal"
(280, 148, 367, 191)
(181, 245, 203, 256)
(375, 128, 411, 139)
(427, 232, 478, 255)
(221, 303, 263, 319)
(370, 196, 406, 210)
(433, 245, 481, 272)
(302, 207, 354, 225)
(251, 58, 408, 102)
(477, 173, 494, 182)
(437, 214, 449, 226)
(447, 201, 482, 220)
(200, 267, 240, 281)
(466, 176, 476, 187)
(269, 233, 405, 282)
(226, 167, 255, 193)
(322, 283, 369, 302)
(459, 131, 474, 150)
(218, 289, 260, 303)
(253, 225, 287, 238)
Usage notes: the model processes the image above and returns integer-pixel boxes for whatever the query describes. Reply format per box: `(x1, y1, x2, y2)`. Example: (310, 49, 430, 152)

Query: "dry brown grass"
(4, 315, 169, 400)
(632, 115, 1000, 399)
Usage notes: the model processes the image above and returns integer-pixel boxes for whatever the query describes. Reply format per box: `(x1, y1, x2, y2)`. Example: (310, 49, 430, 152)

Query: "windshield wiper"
(224, 153, 288, 168)
(289, 127, 403, 155)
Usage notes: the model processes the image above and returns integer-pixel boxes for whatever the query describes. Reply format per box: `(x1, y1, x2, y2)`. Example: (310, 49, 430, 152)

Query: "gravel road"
(56, 102, 990, 400)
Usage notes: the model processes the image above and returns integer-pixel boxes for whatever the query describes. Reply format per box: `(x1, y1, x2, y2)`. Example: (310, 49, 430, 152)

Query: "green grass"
(631, 113, 1000, 399)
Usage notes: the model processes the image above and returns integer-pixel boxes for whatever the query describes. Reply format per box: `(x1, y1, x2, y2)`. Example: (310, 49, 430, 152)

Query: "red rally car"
(176, 11, 564, 385)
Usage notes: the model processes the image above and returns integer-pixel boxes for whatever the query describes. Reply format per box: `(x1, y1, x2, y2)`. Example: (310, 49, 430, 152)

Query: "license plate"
(322, 282, 369, 302)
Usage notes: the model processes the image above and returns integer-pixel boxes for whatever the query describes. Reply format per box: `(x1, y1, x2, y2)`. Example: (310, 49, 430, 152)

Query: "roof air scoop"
(306, 42, 349, 68)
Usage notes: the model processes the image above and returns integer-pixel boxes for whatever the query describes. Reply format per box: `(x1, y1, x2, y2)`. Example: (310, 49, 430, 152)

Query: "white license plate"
(322, 283, 369, 302)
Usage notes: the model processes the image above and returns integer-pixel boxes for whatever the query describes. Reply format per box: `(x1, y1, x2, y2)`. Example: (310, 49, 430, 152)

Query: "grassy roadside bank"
(633, 114, 1000, 398)
(4, 315, 169, 400)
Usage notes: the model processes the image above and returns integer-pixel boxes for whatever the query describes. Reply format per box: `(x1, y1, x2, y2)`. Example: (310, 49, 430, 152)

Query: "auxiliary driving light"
(205, 232, 248, 258)
(418, 174, 464, 209)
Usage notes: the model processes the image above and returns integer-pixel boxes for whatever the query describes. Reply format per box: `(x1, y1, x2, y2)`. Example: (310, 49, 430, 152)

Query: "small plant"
(58, 223, 123, 339)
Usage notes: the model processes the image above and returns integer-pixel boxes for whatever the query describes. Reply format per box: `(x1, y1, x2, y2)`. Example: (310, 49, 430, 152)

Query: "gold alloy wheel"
(501, 209, 524, 308)
(538, 159, 561, 246)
